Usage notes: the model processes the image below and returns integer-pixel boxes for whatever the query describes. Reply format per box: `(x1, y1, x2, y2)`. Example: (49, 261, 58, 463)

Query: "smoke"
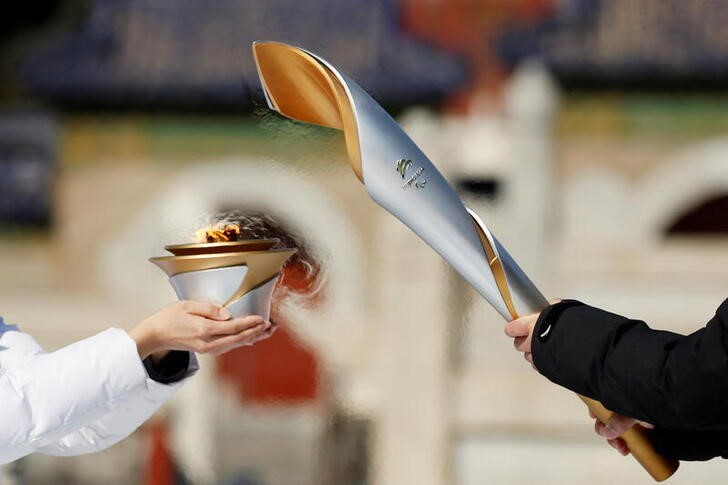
(253, 103, 348, 174)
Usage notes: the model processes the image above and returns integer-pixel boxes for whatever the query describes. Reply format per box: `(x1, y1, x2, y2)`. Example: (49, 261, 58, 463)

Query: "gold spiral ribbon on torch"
(469, 214, 678, 480)
(469, 215, 520, 320)
(253, 42, 364, 182)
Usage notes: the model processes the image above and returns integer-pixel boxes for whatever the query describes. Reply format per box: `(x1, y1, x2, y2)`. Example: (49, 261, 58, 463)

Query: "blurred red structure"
(216, 258, 323, 404)
(142, 419, 174, 485)
(400, 0, 556, 111)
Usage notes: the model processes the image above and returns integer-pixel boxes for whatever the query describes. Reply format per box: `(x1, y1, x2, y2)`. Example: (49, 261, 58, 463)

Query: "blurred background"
(1, 0, 728, 484)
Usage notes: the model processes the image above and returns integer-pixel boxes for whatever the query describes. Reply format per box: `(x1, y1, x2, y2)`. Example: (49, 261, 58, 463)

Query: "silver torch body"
(251, 41, 678, 481)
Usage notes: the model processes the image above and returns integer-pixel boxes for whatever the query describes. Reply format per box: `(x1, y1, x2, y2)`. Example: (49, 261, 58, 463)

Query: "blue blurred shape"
(225, 471, 262, 485)
(497, 0, 728, 83)
(0, 112, 56, 227)
(20, 0, 465, 108)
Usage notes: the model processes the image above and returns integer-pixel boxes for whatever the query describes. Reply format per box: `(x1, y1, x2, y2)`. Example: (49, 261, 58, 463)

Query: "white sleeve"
(0, 321, 45, 367)
(0, 327, 193, 464)
(35, 354, 198, 457)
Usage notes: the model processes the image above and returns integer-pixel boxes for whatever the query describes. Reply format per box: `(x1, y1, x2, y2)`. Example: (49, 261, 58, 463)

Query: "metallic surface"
(165, 239, 280, 256)
(468, 209, 548, 317)
(169, 265, 279, 319)
(252, 41, 677, 481)
(253, 41, 545, 320)
(225, 276, 279, 320)
(151, 248, 294, 306)
(170, 265, 249, 304)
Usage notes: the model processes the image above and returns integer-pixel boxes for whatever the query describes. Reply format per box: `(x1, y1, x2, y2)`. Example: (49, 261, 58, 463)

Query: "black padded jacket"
(533, 299, 728, 461)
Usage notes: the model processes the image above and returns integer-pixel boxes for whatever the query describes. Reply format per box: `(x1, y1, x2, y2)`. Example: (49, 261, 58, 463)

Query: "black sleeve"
(532, 299, 728, 431)
(142, 350, 191, 384)
(649, 428, 728, 461)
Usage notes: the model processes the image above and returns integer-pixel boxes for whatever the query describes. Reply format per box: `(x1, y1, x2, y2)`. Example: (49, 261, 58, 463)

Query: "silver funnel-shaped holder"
(252, 41, 678, 481)
(150, 246, 296, 320)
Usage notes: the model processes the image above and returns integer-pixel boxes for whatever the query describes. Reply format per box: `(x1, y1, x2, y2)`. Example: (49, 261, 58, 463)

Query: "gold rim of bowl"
(164, 239, 280, 256)
(150, 248, 297, 278)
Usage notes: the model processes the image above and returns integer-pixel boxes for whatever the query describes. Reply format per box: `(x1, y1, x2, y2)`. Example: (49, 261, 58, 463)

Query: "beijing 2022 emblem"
(396, 158, 427, 189)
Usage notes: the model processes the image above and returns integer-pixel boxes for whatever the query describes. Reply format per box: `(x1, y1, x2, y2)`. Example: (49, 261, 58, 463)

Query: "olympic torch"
(251, 41, 678, 481)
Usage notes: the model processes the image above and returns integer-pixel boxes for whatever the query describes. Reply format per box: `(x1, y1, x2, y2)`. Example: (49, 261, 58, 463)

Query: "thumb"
(505, 318, 532, 338)
(182, 301, 232, 321)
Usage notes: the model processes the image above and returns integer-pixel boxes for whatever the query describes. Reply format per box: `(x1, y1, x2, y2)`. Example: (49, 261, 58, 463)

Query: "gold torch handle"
(579, 395, 679, 481)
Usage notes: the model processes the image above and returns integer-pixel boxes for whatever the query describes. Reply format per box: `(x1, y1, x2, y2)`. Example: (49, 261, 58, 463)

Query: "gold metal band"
(252, 42, 364, 181)
(150, 248, 297, 306)
(469, 215, 520, 320)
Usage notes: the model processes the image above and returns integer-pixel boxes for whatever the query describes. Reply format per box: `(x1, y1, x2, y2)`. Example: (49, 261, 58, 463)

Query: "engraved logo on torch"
(396, 158, 427, 189)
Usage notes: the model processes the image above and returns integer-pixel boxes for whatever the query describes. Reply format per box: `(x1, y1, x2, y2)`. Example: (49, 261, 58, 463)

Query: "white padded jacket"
(0, 316, 196, 465)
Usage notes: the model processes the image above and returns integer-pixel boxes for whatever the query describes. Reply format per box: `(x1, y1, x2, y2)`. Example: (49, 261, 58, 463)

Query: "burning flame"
(194, 223, 242, 243)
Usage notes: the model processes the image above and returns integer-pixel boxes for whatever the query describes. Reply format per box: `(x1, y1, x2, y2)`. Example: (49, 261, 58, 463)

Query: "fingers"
(513, 336, 530, 352)
(505, 303, 560, 341)
(180, 301, 232, 321)
(245, 322, 278, 346)
(204, 315, 266, 336)
(505, 317, 534, 338)
(604, 415, 637, 440)
(594, 414, 637, 440)
(591, 413, 651, 457)
(595, 421, 627, 455)
(507, 315, 538, 371)
(192, 318, 279, 354)
(256, 321, 278, 341)
(608, 438, 630, 456)
(197, 321, 270, 354)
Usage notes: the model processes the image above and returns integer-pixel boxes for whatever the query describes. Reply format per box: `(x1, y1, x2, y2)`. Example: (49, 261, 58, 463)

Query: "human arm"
(505, 299, 728, 460)
(527, 299, 728, 430)
(592, 410, 728, 461)
(0, 302, 273, 463)
(0, 327, 154, 464)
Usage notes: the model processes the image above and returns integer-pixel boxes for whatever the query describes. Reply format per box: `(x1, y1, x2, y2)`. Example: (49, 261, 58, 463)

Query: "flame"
(194, 223, 242, 243)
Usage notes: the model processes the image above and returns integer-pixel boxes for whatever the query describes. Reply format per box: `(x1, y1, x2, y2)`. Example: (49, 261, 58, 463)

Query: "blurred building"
(1, 1, 728, 485)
